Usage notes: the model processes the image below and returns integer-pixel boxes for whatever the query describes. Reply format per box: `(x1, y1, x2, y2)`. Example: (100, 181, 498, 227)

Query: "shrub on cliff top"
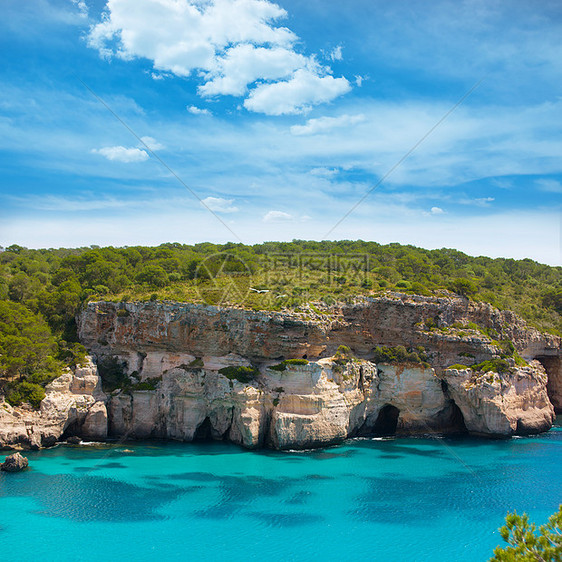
(269, 358, 309, 371)
(372, 345, 429, 367)
(218, 365, 258, 383)
(471, 358, 510, 374)
(334, 345, 355, 365)
(447, 364, 470, 371)
(5, 381, 46, 409)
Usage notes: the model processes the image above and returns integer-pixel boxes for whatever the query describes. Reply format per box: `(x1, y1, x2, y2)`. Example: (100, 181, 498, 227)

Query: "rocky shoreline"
(1, 294, 560, 450)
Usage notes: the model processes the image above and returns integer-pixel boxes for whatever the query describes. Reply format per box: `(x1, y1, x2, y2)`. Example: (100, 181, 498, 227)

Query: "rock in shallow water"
(1, 452, 29, 472)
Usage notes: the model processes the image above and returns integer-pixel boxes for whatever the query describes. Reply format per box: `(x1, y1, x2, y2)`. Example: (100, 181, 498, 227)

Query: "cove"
(1, 420, 561, 561)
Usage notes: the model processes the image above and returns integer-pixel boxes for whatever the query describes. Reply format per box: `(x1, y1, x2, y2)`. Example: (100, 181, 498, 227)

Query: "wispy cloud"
(328, 45, 343, 62)
(290, 113, 365, 136)
(458, 196, 495, 207)
(140, 136, 165, 151)
(536, 178, 562, 193)
(201, 196, 239, 213)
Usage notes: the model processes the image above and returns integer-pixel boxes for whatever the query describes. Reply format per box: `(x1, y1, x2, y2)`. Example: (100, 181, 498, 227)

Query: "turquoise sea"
(1, 422, 561, 561)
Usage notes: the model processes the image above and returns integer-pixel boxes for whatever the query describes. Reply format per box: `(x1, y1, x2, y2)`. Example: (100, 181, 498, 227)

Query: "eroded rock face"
(445, 361, 555, 436)
(102, 352, 554, 449)
(0, 357, 107, 449)
(78, 295, 561, 386)
(71, 296, 561, 448)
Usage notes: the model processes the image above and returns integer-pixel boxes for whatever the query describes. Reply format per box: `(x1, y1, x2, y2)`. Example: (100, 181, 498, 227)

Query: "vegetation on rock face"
(472, 358, 511, 375)
(218, 365, 258, 383)
(0, 241, 560, 404)
(491, 505, 562, 561)
(372, 345, 429, 367)
(269, 358, 309, 371)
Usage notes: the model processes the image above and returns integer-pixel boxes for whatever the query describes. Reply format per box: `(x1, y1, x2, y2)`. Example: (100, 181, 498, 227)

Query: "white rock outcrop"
(102, 352, 554, 449)
(0, 357, 107, 449)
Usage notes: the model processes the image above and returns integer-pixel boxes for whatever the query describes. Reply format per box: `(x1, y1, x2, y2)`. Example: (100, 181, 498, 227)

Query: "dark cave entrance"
(535, 355, 562, 412)
(439, 380, 468, 434)
(193, 417, 213, 441)
(445, 401, 468, 434)
(372, 405, 400, 436)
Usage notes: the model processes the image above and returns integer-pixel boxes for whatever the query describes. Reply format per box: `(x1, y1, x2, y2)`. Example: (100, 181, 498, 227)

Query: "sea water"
(1, 422, 561, 561)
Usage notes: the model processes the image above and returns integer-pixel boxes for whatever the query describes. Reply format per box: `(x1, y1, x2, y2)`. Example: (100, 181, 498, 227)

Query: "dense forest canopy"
(0, 240, 560, 407)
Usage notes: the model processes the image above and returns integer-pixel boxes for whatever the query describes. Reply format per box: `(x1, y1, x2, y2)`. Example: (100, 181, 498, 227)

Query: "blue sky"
(1, 0, 561, 264)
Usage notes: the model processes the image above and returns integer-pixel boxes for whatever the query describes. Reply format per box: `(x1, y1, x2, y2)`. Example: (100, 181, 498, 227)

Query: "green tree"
(135, 265, 168, 287)
(491, 505, 562, 561)
(448, 277, 478, 298)
(0, 301, 60, 378)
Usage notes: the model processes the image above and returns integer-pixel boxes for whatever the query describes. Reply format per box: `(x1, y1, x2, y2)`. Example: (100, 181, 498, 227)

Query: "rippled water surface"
(1, 422, 562, 561)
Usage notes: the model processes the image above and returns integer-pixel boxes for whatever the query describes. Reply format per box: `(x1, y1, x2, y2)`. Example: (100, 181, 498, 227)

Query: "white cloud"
(429, 206, 445, 215)
(245, 69, 351, 115)
(71, 0, 88, 17)
(199, 45, 306, 97)
(140, 136, 165, 150)
(201, 196, 239, 213)
(536, 178, 562, 193)
(459, 196, 495, 207)
(291, 113, 365, 135)
(310, 167, 339, 177)
(91, 146, 149, 163)
(263, 210, 293, 222)
(355, 75, 364, 87)
(329, 45, 343, 61)
(88, 0, 350, 114)
(187, 105, 211, 115)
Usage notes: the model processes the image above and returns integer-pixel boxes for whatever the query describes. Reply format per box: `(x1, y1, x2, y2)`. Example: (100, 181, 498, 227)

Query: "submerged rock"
(1, 452, 29, 472)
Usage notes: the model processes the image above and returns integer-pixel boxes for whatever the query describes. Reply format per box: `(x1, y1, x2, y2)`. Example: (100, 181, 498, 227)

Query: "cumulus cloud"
(199, 44, 307, 97)
(263, 210, 293, 222)
(88, 0, 350, 114)
(187, 105, 211, 115)
(91, 146, 149, 163)
(427, 206, 445, 215)
(291, 113, 364, 135)
(244, 69, 351, 115)
(201, 196, 239, 213)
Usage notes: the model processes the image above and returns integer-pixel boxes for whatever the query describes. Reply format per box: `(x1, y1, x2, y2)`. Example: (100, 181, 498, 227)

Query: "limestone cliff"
(78, 294, 561, 397)
(91, 354, 553, 449)
(69, 295, 559, 449)
(2, 295, 557, 450)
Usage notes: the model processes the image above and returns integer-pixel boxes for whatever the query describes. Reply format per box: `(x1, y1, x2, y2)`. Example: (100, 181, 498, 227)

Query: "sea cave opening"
(535, 355, 561, 412)
(193, 417, 214, 441)
(372, 405, 400, 436)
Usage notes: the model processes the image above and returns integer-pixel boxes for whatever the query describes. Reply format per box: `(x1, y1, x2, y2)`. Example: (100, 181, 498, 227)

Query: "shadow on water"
(285, 490, 314, 505)
(164, 471, 331, 522)
(349, 458, 562, 527)
(0, 472, 189, 522)
(249, 512, 325, 527)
